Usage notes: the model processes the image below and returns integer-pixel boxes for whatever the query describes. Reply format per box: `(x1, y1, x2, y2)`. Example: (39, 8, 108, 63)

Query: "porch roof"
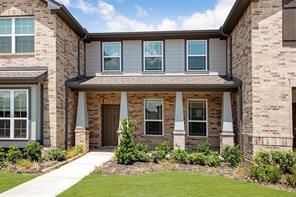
(0, 67, 47, 84)
(67, 75, 240, 92)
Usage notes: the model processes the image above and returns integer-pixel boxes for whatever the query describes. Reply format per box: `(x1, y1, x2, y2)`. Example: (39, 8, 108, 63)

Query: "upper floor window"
(144, 41, 164, 71)
(0, 17, 34, 54)
(186, 40, 207, 71)
(102, 42, 121, 72)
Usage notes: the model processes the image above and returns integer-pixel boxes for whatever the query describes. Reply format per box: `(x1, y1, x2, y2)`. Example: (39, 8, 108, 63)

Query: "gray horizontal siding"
(123, 40, 142, 73)
(86, 41, 101, 76)
(209, 38, 226, 75)
(165, 39, 185, 73)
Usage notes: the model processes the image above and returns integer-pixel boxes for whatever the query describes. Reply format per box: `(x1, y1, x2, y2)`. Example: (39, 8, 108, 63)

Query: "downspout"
(220, 29, 233, 79)
(77, 32, 88, 79)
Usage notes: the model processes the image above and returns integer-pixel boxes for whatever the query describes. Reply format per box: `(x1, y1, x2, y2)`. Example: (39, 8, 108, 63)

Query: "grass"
(59, 172, 296, 197)
(0, 172, 36, 193)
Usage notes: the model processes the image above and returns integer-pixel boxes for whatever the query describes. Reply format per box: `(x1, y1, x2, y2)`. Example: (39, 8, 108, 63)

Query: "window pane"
(145, 57, 162, 71)
(0, 37, 12, 53)
(14, 91, 27, 118)
(145, 121, 162, 135)
(103, 43, 120, 56)
(15, 18, 34, 34)
(14, 119, 27, 138)
(145, 42, 162, 56)
(145, 100, 162, 120)
(188, 41, 206, 55)
(0, 120, 10, 138)
(16, 36, 34, 53)
(104, 57, 120, 71)
(189, 101, 206, 121)
(188, 56, 206, 70)
(0, 91, 10, 118)
(189, 122, 206, 136)
(0, 19, 12, 35)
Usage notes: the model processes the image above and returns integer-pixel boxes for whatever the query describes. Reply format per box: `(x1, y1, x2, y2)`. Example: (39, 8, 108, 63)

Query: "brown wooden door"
(102, 105, 120, 146)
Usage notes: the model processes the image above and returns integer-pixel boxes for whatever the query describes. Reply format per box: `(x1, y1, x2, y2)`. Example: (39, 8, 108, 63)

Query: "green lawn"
(59, 172, 296, 197)
(0, 172, 36, 193)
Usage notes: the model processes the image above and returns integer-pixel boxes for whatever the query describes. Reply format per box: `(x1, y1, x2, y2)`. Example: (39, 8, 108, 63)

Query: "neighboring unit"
(0, 0, 295, 158)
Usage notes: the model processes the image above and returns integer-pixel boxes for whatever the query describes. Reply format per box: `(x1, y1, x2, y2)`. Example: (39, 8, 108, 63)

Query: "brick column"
(173, 92, 186, 149)
(220, 92, 235, 147)
(75, 91, 89, 152)
(118, 92, 128, 145)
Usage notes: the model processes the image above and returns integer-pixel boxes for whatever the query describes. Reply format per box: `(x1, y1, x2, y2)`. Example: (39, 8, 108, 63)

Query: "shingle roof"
(0, 67, 47, 83)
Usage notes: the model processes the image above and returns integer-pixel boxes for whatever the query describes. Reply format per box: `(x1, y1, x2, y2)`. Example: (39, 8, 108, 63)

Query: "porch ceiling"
(67, 75, 240, 92)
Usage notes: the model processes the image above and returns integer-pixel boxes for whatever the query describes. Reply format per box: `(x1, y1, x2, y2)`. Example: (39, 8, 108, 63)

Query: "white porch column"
(173, 92, 186, 149)
(75, 91, 89, 152)
(220, 92, 235, 147)
(118, 92, 128, 145)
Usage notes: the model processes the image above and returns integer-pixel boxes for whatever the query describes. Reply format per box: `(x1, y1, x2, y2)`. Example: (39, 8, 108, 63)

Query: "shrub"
(253, 150, 273, 166)
(205, 152, 221, 167)
(249, 164, 282, 183)
(188, 153, 207, 165)
(151, 141, 171, 163)
(221, 146, 242, 167)
(171, 149, 189, 164)
(287, 165, 296, 188)
(0, 146, 5, 162)
(24, 142, 42, 162)
(196, 141, 211, 155)
(115, 119, 136, 165)
(7, 145, 22, 163)
(271, 151, 296, 174)
(66, 145, 84, 159)
(47, 148, 66, 161)
(17, 159, 33, 169)
(134, 143, 150, 162)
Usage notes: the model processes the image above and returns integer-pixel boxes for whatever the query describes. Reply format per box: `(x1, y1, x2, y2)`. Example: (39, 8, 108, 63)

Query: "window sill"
(187, 136, 208, 139)
(101, 71, 123, 75)
(185, 70, 209, 74)
(0, 53, 35, 58)
(142, 71, 165, 74)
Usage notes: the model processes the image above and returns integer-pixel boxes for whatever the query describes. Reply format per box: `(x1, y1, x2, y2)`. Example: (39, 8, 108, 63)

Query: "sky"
(56, 0, 236, 33)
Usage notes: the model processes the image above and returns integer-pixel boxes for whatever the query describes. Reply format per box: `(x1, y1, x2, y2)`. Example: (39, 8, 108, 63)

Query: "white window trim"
(186, 40, 208, 71)
(0, 16, 35, 54)
(0, 89, 29, 140)
(102, 42, 122, 72)
(187, 99, 208, 137)
(144, 99, 164, 136)
(143, 41, 164, 72)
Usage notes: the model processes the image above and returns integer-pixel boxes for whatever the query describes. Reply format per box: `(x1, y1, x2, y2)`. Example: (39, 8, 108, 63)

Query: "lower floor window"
(188, 100, 207, 137)
(0, 89, 28, 139)
(144, 99, 163, 135)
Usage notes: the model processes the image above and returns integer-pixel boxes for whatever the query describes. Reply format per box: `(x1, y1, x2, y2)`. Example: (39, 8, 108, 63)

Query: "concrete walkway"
(1, 151, 114, 197)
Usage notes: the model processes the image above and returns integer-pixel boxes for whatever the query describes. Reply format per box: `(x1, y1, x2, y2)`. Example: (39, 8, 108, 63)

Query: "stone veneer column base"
(173, 131, 186, 149)
(75, 129, 90, 152)
(220, 133, 235, 148)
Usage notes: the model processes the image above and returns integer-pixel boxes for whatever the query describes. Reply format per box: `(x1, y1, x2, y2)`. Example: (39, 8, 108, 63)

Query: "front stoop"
(75, 129, 90, 152)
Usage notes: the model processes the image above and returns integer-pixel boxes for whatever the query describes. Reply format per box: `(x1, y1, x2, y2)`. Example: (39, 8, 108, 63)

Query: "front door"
(102, 105, 120, 146)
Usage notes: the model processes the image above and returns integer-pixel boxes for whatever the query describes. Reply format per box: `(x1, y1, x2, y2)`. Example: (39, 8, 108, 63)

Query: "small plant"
(271, 151, 296, 174)
(17, 159, 33, 169)
(151, 141, 171, 163)
(287, 165, 296, 188)
(47, 148, 66, 161)
(7, 145, 22, 163)
(196, 141, 211, 155)
(221, 146, 242, 167)
(0, 146, 5, 162)
(66, 145, 84, 159)
(115, 119, 136, 165)
(188, 153, 207, 165)
(253, 150, 273, 166)
(134, 143, 150, 162)
(205, 152, 221, 167)
(249, 164, 282, 183)
(171, 149, 189, 164)
(24, 142, 42, 162)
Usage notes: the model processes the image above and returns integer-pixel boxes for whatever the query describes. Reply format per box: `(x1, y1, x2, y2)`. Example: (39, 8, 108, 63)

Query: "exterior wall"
(85, 92, 234, 150)
(85, 39, 227, 76)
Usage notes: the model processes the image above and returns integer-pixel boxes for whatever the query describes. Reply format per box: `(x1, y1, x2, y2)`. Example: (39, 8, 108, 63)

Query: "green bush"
(115, 119, 136, 165)
(47, 148, 66, 161)
(253, 150, 273, 166)
(287, 165, 296, 188)
(7, 145, 22, 163)
(270, 151, 296, 174)
(151, 141, 171, 163)
(249, 164, 282, 183)
(221, 146, 242, 167)
(24, 142, 42, 161)
(188, 153, 207, 165)
(66, 145, 84, 159)
(171, 149, 189, 164)
(196, 141, 211, 155)
(134, 143, 150, 162)
(0, 146, 5, 162)
(205, 152, 221, 167)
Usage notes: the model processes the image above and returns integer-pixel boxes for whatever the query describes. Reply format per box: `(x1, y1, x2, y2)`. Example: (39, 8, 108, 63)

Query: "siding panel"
(209, 38, 226, 75)
(123, 40, 142, 73)
(86, 41, 101, 76)
(165, 39, 185, 73)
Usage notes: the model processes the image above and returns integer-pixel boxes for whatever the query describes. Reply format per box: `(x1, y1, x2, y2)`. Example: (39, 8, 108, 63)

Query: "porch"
(67, 75, 240, 151)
